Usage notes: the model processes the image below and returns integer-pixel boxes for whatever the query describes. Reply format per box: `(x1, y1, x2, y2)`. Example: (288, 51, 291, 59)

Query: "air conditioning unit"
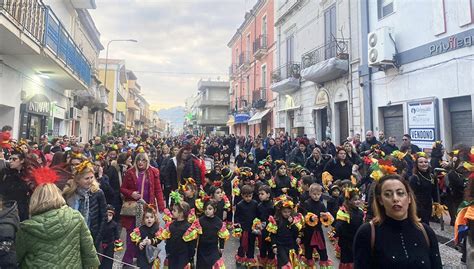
(368, 27, 395, 67)
(69, 107, 80, 120)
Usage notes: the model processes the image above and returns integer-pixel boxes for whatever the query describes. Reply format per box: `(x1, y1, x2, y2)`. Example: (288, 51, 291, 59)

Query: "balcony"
(115, 111, 125, 125)
(238, 51, 251, 68)
(301, 38, 349, 84)
(127, 98, 139, 111)
(229, 64, 238, 79)
(252, 87, 267, 109)
(270, 62, 301, 94)
(197, 98, 229, 107)
(0, 0, 92, 90)
(253, 34, 268, 59)
(197, 117, 227, 126)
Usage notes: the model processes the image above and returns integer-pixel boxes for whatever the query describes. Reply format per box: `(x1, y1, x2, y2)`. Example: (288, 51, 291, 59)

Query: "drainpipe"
(360, 0, 373, 132)
(346, 0, 354, 135)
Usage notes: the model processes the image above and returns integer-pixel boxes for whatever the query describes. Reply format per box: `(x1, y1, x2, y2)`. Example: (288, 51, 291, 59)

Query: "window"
(286, 34, 294, 64)
(246, 34, 251, 53)
(235, 48, 239, 65)
(262, 15, 267, 36)
(324, 5, 336, 59)
(378, 0, 394, 19)
(261, 65, 267, 88)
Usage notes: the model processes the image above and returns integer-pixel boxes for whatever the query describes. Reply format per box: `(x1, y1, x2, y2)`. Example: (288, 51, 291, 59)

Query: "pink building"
(227, 0, 274, 138)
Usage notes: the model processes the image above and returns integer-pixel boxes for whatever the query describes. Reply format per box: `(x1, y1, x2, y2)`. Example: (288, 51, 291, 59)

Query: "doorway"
(336, 101, 348, 144)
(27, 114, 45, 143)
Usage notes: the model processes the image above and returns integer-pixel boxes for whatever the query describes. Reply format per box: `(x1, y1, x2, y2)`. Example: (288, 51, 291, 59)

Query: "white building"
(271, 0, 362, 144)
(0, 0, 103, 142)
(365, 0, 474, 149)
(195, 79, 230, 135)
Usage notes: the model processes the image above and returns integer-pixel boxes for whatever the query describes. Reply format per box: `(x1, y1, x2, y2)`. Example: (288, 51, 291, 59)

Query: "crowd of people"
(0, 124, 472, 268)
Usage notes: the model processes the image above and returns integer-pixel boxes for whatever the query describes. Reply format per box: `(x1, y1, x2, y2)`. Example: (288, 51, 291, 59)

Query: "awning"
(248, 109, 271, 125)
(313, 104, 327, 110)
(277, 105, 301, 112)
(234, 113, 250, 124)
(226, 115, 235, 126)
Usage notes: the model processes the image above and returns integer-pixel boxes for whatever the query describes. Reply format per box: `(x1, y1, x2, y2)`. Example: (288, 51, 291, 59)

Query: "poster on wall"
(407, 99, 438, 150)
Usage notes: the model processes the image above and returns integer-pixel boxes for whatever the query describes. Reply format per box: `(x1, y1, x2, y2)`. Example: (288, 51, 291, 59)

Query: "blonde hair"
(372, 174, 422, 229)
(62, 166, 100, 199)
(30, 184, 66, 216)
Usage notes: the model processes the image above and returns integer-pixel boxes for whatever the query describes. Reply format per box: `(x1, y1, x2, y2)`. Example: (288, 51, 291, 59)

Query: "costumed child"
(209, 183, 231, 222)
(327, 184, 342, 219)
(234, 184, 259, 266)
(180, 177, 197, 212)
(299, 175, 315, 203)
(300, 183, 334, 268)
(268, 160, 298, 200)
(256, 184, 276, 268)
(156, 191, 196, 269)
(334, 187, 364, 269)
(183, 199, 230, 269)
(130, 204, 161, 269)
(266, 195, 304, 268)
(99, 205, 123, 269)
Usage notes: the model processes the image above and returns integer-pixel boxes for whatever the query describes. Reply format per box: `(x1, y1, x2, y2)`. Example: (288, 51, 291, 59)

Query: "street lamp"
(101, 39, 138, 135)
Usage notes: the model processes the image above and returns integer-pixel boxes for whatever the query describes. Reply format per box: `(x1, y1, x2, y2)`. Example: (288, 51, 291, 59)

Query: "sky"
(90, 0, 257, 110)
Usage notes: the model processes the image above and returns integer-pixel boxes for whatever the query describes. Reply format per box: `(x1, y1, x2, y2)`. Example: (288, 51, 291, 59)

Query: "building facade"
(228, 0, 275, 137)
(0, 0, 103, 143)
(196, 79, 230, 135)
(271, 0, 362, 144)
(365, 0, 474, 149)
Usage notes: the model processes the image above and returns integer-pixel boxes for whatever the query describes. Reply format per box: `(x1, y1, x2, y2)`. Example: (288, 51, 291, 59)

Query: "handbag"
(120, 173, 146, 216)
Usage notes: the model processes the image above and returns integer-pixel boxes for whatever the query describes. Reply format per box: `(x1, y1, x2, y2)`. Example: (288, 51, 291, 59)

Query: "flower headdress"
(367, 158, 397, 181)
(390, 150, 407, 161)
(95, 152, 106, 161)
(274, 195, 295, 209)
(169, 191, 183, 205)
(70, 151, 84, 160)
(275, 160, 286, 169)
(74, 160, 94, 175)
(344, 187, 360, 199)
(432, 140, 443, 149)
(462, 146, 474, 180)
(179, 177, 196, 192)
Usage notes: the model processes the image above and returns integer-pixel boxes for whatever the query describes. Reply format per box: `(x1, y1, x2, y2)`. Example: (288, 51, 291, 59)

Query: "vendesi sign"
(407, 100, 438, 149)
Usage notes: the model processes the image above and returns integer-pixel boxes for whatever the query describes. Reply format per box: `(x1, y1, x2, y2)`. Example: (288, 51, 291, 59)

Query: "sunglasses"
(137, 159, 148, 163)
(9, 157, 19, 161)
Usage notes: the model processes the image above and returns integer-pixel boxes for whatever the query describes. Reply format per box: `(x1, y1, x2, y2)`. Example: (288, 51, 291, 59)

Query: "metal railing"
(238, 51, 251, 67)
(301, 38, 349, 69)
(1, 0, 45, 43)
(229, 64, 238, 78)
(253, 34, 268, 54)
(1, 1, 92, 86)
(252, 87, 267, 109)
(271, 62, 301, 82)
(44, 7, 91, 86)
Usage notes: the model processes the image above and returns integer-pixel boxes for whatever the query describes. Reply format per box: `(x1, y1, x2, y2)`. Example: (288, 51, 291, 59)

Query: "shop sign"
(26, 94, 51, 116)
(407, 100, 438, 149)
(53, 105, 66, 119)
(315, 90, 329, 106)
(429, 34, 473, 56)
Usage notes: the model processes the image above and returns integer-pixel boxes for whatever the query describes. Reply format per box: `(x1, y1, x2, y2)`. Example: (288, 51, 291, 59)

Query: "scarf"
(77, 187, 91, 227)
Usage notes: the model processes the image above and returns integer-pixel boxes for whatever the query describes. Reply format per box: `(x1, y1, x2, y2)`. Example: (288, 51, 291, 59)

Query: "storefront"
(51, 104, 66, 137)
(313, 90, 330, 142)
(19, 94, 51, 143)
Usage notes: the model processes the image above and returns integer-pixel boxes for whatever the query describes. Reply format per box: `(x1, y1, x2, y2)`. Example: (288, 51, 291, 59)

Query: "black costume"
(99, 219, 120, 269)
(300, 198, 330, 262)
(195, 215, 226, 269)
(257, 200, 275, 262)
(0, 168, 30, 221)
(269, 217, 300, 268)
(234, 199, 258, 261)
(134, 224, 160, 269)
(165, 220, 195, 269)
(324, 159, 353, 181)
(334, 206, 363, 264)
(353, 217, 442, 269)
(409, 171, 438, 225)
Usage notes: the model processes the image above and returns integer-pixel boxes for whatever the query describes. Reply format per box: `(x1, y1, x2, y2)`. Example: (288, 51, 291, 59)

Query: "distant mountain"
(157, 106, 185, 128)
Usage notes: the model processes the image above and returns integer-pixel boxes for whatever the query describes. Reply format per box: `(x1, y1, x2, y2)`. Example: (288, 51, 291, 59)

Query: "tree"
(111, 123, 126, 138)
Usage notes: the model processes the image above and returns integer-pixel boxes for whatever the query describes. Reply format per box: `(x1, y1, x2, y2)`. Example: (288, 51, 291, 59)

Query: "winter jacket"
(121, 166, 166, 230)
(66, 189, 107, 248)
(15, 205, 100, 269)
(0, 167, 31, 221)
(0, 200, 19, 268)
(161, 157, 202, 190)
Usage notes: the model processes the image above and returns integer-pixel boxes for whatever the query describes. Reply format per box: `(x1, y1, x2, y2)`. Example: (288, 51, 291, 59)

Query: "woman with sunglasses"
(0, 148, 32, 221)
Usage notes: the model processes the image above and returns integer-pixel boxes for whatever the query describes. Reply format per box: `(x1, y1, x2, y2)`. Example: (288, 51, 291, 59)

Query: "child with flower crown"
(334, 187, 364, 269)
(300, 183, 334, 268)
(156, 191, 196, 269)
(266, 195, 304, 269)
(268, 160, 298, 201)
(130, 204, 160, 269)
(183, 198, 230, 269)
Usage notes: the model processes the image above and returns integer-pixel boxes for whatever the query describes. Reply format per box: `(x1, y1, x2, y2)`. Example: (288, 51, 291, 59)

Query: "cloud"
(90, 0, 257, 108)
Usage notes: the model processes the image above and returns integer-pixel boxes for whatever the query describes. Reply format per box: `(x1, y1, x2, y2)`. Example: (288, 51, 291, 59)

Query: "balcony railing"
(116, 111, 126, 124)
(238, 51, 251, 67)
(271, 62, 301, 83)
(229, 64, 238, 78)
(44, 7, 91, 86)
(301, 38, 349, 69)
(253, 34, 268, 57)
(252, 87, 267, 109)
(1, 0, 46, 43)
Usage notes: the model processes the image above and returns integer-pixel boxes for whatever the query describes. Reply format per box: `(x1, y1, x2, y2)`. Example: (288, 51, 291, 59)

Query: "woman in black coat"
(409, 155, 439, 225)
(305, 147, 327, 184)
(323, 147, 353, 182)
(161, 147, 202, 193)
(0, 150, 32, 221)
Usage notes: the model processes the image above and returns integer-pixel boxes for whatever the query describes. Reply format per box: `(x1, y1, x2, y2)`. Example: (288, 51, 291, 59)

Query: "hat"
(328, 184, 341, 195)
(107, 204, 116, 215)
(275, 160, 287, 169)
(222, 167, 233, 181)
